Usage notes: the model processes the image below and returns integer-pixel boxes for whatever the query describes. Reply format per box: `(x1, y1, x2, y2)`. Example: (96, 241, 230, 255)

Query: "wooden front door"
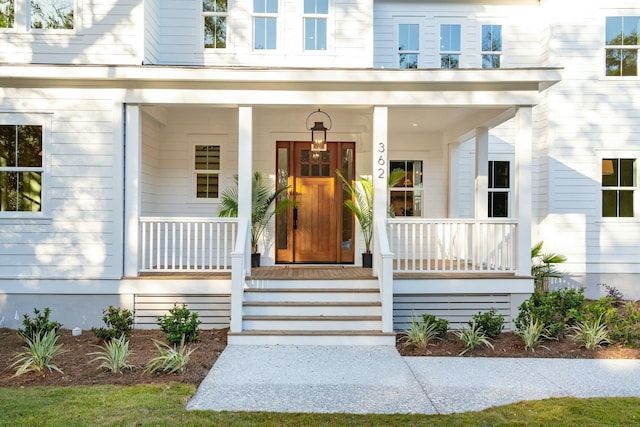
(275, 141, 355, 263)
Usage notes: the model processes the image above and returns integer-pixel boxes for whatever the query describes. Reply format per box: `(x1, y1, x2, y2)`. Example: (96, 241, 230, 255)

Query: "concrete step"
(246, 279, 378, 289)
(243, 301, 381, 317)
(227, 330, 397, 345)
(243, 288, 381, 303)
(243, 315, 382, 331)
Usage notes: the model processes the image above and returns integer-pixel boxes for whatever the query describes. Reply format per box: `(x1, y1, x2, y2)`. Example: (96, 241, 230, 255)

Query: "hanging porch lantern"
(306, 109, 332, 153)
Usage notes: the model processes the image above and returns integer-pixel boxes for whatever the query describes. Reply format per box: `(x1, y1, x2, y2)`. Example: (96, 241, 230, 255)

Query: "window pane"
(0, 0, 14, 28)
(195, 145, 220, 170)
(490, 161, 509, 189)
(482, 54, 500, 69)
(399, 53, 418, 69)
(399, 24, 419, 51)
(488, 192, 508, 218)
(602, 158, 618, 186)
(440, 54, 459, 69)
(606, 16, 623, 45)
(18, 125, 43, 167)
(204, 16, 226, 48)
(276, 147, 289, 250)
(482, 25, 501, 52)
(606, 49, 623, 76)
(0, 171, 42, 212)
(305, 0, 327, 14)
(266, 0, 277, 13)
(31, 0, 73, 29)
(602, 190, 617, 217)
(203, 0, 226, 13)
(0, 125, 17, 167)
(305, 18, 326, 50)
(341, 147, 353, 250)
(620, 158, 635, 186)
(622, 16, 640, 46)
(621, 49, 638, 76)
(440, 24, 460, 51)
(196, 173, 219, 198)
(619, 190, 634, 217)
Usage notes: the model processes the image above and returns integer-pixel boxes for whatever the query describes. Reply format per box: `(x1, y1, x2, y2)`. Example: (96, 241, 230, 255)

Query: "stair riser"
(244, 320, 382, 330)
(244, 292, 380, 303)
(228, 334, 396, 346)
(243, 306, 381, 316)
(247, 279, 378, 289)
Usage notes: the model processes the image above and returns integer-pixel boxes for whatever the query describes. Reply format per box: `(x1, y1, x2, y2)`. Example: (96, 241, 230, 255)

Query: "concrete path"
(186, 345, 640, 414)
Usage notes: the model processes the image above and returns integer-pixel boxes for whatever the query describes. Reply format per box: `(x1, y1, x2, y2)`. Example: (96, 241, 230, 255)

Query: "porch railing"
(387, 218, 518, 273)
(139, 217, 238, 272)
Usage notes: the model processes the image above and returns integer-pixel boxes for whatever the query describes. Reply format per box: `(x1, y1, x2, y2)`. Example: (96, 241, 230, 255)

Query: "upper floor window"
(602, 158, 636, 217)
(389, 160, 423, 217)
(440, 24, 461, 68)
(254, 0, 277, 50)
(194, 145, 220, 199)
(605, 16, 639, 76)
(303, 0, 327, 51)
(203, 0, 227, 49)
(488, 160, 509, 217)
(398, 23, 419, 69)
(0, 0, 14, 28)
(0, 125, 43, 212)
(482, 25, 502, 69)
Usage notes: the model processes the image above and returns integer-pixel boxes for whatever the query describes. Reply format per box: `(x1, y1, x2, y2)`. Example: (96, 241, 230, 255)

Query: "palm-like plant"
(218, 172, 292, 254)
(531, 241, 567, 294)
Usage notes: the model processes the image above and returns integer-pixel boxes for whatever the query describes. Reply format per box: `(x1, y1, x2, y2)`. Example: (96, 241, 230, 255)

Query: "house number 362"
(377, 142, 386, 179)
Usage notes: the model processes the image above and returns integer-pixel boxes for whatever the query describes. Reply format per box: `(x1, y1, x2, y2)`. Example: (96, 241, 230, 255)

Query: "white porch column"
(124, 105, 141, 277)
(372, 106, 388, 271)
(515, 107, 533, 277)
(238, 106, 253, 270)
(474, 127, 489, 219)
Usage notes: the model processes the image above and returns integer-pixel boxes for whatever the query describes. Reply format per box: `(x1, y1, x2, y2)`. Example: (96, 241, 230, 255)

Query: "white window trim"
(302, 0, 332, 54)
(202, 0, 231, 51)
(252, 0, 280, 52)
(189, 134, 229, 204)
(602, 13, 640, 80)
(0, 112, 52, 220)
(395, 18, 422, 69)
(597, 151, 640, 221)
(388, 157, 425, 218)
(488, 154, 513, 218)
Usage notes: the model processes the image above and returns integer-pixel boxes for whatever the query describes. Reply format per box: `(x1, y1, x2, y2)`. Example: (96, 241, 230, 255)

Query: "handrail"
(230, 217, 249, 333)
(376, 218, 394, 333)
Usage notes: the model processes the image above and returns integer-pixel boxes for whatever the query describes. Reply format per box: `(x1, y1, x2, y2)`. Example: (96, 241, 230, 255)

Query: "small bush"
(515, 317, 550, 352)
(11, 330, 67, 376)
(610, 301, 640, 348)
(456, 321, 494, 356)
(471, 308, 504, 339)
(157, 304, 201, 345)
(144, 338, 196, 374)
(421, 314, 449, 339)
(599, 283, 624, 304)
(569, 315, 611, 351)
(92, 306, 134, 341)
(18, 307, 62, 340)
(403, 315, 440, 348)
(89, 335, 135, 373)
(515, 287, 585, 338)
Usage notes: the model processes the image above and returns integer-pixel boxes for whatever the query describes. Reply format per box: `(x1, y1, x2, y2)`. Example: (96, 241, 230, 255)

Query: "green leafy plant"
(92, 306, 134, 341)
(421, 314, 449, 339)
(157, 304, 201, 345)
(10, 330, 67, 376)
(610, 301, 640, 347)
(569, 315, 611, 351)
(18, 307, 62, 340)
(471, 308, 504, 339)
(88, 335, 135, 373)
(456, 321, 494, 355)
(515, 317, 550, 351)
(336, 169, 405, 254)
(402, 314, 440, 348)
(218, 171, 293, 254)
(599, 283, 625, 305)
(144, 337, 196, 374)
(515, 287, 585, 338)
(531, 241, 566, 294)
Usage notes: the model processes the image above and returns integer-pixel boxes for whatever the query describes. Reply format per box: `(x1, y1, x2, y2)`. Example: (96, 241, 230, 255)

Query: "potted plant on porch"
(218, 171, 292, 267)
(336, 169, 405, 268)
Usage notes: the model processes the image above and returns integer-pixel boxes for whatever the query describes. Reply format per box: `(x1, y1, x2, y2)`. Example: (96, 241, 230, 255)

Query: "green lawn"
(0, 383, 638, 426)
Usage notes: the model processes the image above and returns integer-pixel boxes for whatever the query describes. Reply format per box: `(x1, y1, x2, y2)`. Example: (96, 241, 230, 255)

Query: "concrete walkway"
(186, 345, 640, 414)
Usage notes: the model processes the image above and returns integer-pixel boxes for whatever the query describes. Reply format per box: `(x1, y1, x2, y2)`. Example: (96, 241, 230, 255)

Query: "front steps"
(228, 277, 396, 345)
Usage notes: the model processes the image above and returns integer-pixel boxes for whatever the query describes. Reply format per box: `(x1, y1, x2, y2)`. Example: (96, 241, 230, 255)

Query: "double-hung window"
(0, 0, 73, 30)
(398, 23, 419, 69)
(605, 16, 639, 76)
(194, 145, 220, 199)
(488, 160, 510, 217)
(602, 158, 636, 217)
(481, 24, 502, 69)
(0, 125, 43, 212)
(440, 24, 461, 68)
(254, 0, 277, 50)
(303, 0, 327, 51)
(389, 160, 423, 217)
(203, 0, 227, 49)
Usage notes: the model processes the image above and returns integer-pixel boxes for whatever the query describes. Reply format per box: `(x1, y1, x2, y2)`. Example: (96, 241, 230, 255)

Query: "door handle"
(293, 206, 298, 230)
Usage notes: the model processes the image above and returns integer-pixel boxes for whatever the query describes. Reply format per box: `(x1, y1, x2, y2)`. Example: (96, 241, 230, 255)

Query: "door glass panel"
(341, 147, 354, 251)
(276, 147, 289, 250)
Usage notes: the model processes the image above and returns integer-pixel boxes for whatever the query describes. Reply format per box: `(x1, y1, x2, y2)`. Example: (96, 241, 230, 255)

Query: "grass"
(0, 384, 639, 426)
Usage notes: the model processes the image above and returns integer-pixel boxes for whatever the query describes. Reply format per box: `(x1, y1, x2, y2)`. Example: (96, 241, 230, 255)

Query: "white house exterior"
(0, 0, 637, 343)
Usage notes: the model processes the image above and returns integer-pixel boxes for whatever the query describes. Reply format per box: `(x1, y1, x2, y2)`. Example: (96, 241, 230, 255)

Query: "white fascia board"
(0, 64, 562, 91)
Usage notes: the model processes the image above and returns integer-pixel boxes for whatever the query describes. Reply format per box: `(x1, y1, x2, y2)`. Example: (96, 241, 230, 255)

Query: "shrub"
(421, 314, 449, 339)
(515, 287, 585, 338)
(144, 338, 196, 374)
(569, 315, 611, 351)
(88, 335, 135, 373)
(403, 314, 440, 348)
(11, 330, 67, 376)
(610, 301, 640, 348)
(92, 306, 134, 341)
(599, 283, 624, 304)
(471, 308, 504, 339)
(157, 304, 201, 345)
(17, 307, 62, 340)
(456, 321, 494, 356)
(515, 317, 550, 352)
